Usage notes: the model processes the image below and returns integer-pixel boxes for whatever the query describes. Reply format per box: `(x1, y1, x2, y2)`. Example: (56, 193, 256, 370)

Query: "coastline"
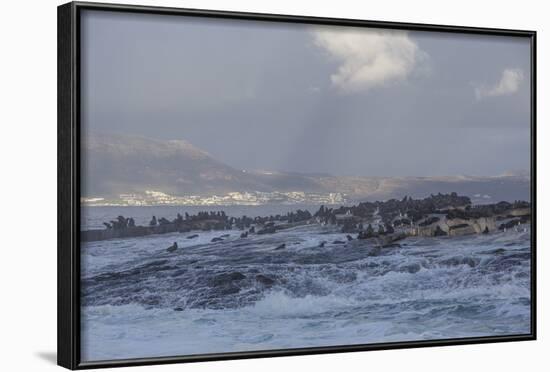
(80, 193, 531, 243)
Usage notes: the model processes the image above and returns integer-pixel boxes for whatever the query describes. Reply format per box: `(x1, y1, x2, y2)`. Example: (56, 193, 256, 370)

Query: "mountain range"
(81, 132, 530, 203)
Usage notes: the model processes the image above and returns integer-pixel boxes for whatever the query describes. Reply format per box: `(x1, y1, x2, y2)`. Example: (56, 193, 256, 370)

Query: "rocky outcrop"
(255, 274, 275, 286)
(81, 194, 531, 242)
(81, 218, 230, 242)
(414, 214, 499, 237)
(448, 224, 476, 236)
(208, 272, 246, 287)
(434, 225, 447, 236)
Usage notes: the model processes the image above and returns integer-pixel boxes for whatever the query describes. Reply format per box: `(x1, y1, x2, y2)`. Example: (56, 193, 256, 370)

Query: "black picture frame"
(58, 1, 537, 369)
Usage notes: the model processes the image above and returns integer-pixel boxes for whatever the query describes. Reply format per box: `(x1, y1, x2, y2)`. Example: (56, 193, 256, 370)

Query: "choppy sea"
(80, 206, 531, 361)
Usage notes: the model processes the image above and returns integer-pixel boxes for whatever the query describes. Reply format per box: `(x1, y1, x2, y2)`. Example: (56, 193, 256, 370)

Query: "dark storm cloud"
(81, 10, 531, 177)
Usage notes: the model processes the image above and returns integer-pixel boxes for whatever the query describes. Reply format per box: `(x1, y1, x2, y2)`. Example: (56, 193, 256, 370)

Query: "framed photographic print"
(58, 1, 536, 369)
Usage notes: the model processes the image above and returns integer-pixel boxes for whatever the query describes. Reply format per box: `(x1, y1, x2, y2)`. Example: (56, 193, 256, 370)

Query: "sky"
(80, 10, 532, 177)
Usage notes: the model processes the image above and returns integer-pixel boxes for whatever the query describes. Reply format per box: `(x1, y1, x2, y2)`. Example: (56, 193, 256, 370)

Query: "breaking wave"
(81, 223, 531, 361)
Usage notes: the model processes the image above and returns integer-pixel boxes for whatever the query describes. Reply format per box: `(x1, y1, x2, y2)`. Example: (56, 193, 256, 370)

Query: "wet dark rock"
(419, 216, 440, 227)
(274, 243, 286, 250)
(393, 218, 411, 227)
(407, 210, 425, 223)
(449, 224, 469, 230)
(346, 235, 354, 241)
(341, 222, 357, 233)
(333, 240, 346, 244)
(318, 241, 326, 248)
(434, 226, 447, 237)
(446, 200, 528, 221)
(174, 307, 184, 311)
(400, 263, 421, 274)
(366, 224, 375, 235)
(143, 296, 161, 306)
(211, 237, 224, 242)
(483, 226, 490, 234)
(499, 219, 522, 230)
(249, 226, 255, 233)
(220, 234, 230, 238)
(257, 226, 277, 235)
(186, 234, 199, 239)
(390, 233, 407, 242)
(240, 231, 249, 238)
(255, 274, 275, 286)
(483, 248, 506, 254)
(208, 272, 246, 287)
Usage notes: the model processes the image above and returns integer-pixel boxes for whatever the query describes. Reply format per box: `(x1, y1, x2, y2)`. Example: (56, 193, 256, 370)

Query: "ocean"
(81, 204, 329, 230)
(80, 206, 531, 361)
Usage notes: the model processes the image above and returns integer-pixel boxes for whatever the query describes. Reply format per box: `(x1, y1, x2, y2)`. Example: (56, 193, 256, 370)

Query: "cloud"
(311, 27, 426, 93)
(474, 68, 524, 100)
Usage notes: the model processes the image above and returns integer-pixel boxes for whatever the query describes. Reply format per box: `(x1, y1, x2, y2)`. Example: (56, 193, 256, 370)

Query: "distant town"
(81, 190, 347, 207)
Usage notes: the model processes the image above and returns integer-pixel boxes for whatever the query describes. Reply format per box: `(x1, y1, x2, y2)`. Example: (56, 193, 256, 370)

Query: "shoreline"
(81, 193, 531, 243)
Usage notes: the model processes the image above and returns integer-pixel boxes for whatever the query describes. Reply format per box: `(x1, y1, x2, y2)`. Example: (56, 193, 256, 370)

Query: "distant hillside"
(83, 133, 248, 197)
(81, 133, 530, 203)
(326, 175, 531, 203)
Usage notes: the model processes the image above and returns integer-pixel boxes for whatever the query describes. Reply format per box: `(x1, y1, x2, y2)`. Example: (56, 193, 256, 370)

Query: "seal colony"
(80, 192, 531, 245)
